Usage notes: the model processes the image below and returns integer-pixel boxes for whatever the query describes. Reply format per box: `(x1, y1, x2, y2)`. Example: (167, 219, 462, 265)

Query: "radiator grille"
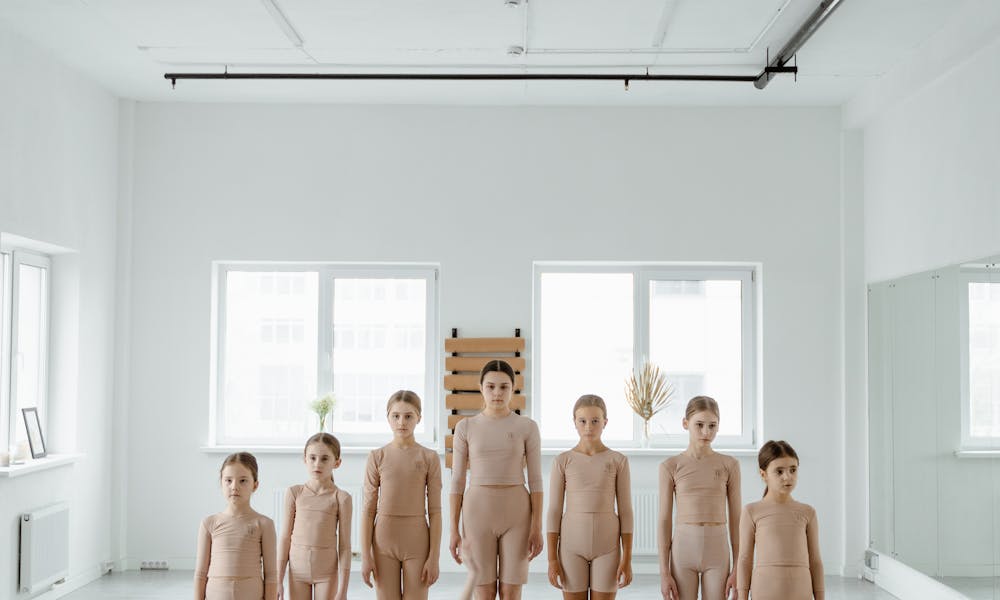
(631, 490, 659, 555)
(19, 503, 69, 594)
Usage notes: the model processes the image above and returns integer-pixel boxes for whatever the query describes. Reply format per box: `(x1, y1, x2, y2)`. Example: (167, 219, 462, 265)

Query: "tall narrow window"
(962, 272, 1000, 446)
(537, 272, 633, 441)
(2, 250, 51, 450)
(220, 271, 319, 443)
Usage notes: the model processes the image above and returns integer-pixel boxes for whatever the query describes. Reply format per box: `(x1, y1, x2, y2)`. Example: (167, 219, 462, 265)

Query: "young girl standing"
(360, 390, 443, 600)
(449, 359, 544, 600)
(659, 396, 742, 600)
(736, 440, 824, 600)
(546, 394, 634, 600)
(194, 452, 278, 600)
(277, 433, 352, 600)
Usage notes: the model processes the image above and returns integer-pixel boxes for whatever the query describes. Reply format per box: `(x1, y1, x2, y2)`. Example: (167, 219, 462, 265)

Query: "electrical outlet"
(139, 560, 170, 570)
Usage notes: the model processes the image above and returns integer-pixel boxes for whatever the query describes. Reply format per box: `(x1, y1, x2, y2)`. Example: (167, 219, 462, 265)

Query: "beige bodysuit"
(736, 499, 823, 600)
(194, 511, 277, 600)
(451, 412, 542, 586)
(659, 452, 741, 600)
(547, 449, 633, 593)
(284, 482, 353, 584)
(363, 443, 442, 600)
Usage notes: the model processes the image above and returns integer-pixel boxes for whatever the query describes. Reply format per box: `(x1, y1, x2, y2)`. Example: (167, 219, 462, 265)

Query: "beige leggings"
(670, 524, 730, 600)
(289, 543, 338, 583)
(205, 577, 262, 600)
(749, 566, 813, 600)
(558, 512, 620, 593)
(461, 486, 531, 586)
(373, 515, 430, 600)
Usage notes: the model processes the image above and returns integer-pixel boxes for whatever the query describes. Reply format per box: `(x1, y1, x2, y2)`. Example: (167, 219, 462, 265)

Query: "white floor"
(935, 576, 1000, 600)
(62, 570, 899, 600)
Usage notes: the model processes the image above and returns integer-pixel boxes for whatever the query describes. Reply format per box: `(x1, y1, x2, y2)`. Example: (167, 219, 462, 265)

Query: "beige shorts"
(461, 486, 531, 586)
(671, 523, 730, 600)
(289, 543, 338, 583)
(750, 565, 814, 600)
(558, 512, 621, 593)
(205, 576, 263, 600)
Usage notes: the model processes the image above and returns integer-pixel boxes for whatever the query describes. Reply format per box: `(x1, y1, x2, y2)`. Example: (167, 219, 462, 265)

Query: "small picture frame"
(22, 408, 47, 459)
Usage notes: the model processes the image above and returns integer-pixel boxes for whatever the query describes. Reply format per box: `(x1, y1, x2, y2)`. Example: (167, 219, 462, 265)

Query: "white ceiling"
(0, 0, 973, 106)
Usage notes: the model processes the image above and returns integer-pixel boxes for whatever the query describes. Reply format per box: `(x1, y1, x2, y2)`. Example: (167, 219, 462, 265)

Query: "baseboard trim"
(29, 563, 108, 600)
(870, 552, 970, 600)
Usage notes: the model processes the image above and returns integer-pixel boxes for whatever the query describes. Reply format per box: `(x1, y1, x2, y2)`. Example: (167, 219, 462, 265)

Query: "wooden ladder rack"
(444, 328, 525, 468)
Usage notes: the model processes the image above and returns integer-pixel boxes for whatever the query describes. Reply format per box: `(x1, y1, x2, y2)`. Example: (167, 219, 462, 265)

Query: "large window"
(1, 249, 51, 452)
(213, 264, 438, 446)
(534, 264, 756, 447)
(961, 268, 1000, 448)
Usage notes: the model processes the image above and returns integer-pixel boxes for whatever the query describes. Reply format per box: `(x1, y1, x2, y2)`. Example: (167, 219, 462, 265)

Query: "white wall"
(858, 8, 1000, 584)
(0, 25, 120, 598)
(863, 31, 1000, 282)
(124, 103, 849, 574)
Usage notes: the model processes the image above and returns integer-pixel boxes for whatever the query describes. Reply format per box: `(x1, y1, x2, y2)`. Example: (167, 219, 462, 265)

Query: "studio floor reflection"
(936, 576, 1000, 600)
(62, 570, 900, 600)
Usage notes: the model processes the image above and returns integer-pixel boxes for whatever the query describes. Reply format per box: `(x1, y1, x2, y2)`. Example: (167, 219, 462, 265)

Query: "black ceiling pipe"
(164, 71, 761, 88)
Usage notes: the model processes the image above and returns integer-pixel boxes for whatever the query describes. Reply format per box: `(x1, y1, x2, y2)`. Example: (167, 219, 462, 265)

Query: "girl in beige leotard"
(194, 452, 278, 600)
(659, 396, 741, 600)
(547, 394, 634, 600)
(360, 390, 443, 600)
(737, 440, 824, 600)
(449, 360, 544, 600)
(277, 433, 352, 600)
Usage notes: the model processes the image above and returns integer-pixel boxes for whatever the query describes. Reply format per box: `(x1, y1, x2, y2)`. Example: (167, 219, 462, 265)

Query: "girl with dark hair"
(736, 440, 824, 600)
(449, 360, 543, 600)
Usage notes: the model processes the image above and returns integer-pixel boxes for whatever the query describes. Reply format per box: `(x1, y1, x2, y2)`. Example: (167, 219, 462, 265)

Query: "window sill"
(542, 447, 759, 457)
(202, 445, 759, 458)
(202, 445, 383, 455)
(955, 449, 1000, 458)
(0, 453, 83, 478)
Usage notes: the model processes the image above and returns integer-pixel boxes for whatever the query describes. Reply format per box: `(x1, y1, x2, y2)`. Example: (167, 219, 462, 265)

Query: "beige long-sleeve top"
(449, 412, 543, 494)
(736, 499, 824, 594)
(194, 511, 277, 582)
(362, 443, 442, 517)
(546, 449, 634, 534)
(660, 452, 741, 523)
(285, 483, 353, 572)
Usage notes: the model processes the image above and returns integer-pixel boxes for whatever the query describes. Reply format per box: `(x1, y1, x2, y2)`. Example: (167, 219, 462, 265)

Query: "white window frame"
(532, 262, 757, 449)
(958, 265, 1000, 450)
(1, 248, 51, 451)
(211, 262, 440, 447)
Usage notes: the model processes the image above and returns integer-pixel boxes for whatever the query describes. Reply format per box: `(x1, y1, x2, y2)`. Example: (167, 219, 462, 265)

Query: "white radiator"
(19, 503, 69, 594)
(272, 487, 363, 553)
(631, 490, 659, 556)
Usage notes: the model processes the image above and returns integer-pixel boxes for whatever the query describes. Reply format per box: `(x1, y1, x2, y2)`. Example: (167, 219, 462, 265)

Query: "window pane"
(969, 282, 1000, 437)
(332, 279, 426, 435)
(649, 279, 743, 437)
(14, 264, 47, 446)
(539, 273, 633, 441)
(222, 271, 318, 441)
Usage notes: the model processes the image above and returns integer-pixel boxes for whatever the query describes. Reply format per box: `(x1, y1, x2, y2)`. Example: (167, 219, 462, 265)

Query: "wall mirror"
(869, 255, 1000, 599)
